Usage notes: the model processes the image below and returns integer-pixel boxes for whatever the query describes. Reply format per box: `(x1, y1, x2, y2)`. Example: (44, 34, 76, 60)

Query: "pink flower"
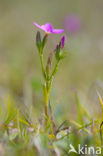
(64, 14, 81, 34)
(28, 127, 34, 133)
(34, 22, 64, 34)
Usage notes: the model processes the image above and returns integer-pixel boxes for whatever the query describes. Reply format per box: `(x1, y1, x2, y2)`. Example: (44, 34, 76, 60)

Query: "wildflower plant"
(0, 21, 103, 156)
(33, 23, 103, 155)
(34, 22, 65, 125)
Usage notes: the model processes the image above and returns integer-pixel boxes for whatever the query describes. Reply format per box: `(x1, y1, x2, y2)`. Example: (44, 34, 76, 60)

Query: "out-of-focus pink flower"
(11, 128, 19, 133)
(64, 15, 81, 34)
(28, 127, 34, 133)
(8, 121, 14, 127)
(34, 22, 64, 34)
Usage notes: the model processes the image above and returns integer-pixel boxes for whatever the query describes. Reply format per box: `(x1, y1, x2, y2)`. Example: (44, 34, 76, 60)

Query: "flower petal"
(34, 22, 64, 34)
(33, 22, 43, 30)
(41, 23, 53, 33)
(52, 29, 64, 34)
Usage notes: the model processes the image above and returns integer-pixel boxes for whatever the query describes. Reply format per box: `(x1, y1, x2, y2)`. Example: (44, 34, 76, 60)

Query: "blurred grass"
(0, 0, 103, 155)
(0, 0, 103, 118)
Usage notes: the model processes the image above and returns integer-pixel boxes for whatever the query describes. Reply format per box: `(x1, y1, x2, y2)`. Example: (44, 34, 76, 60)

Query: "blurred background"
(0, 0, 103, 123)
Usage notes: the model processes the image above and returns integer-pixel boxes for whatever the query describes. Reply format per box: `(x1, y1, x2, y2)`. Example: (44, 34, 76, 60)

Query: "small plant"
(0, 21, 103, 156)
(34, 22, 65, 126)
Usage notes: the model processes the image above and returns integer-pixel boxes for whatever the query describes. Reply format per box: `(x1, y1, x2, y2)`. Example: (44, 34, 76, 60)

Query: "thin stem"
(39, 53, 49, 119)
(49, 60, 59, 80)
(44, 60, 59, 120)
(39, 48, 59, 126)
(40, 54, 46, 81)
(44, 90, 48, 118)
(45, 80, 52, 117)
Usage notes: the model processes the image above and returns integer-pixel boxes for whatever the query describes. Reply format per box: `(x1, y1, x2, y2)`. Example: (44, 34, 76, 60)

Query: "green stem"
(44, 94, 48, 119)
(49, 60, 59, 80)
(40, 54, 46, 81)
(40, 50, 59, 126)
(44, 79, 52, 117)
(44, 61, 59, 119)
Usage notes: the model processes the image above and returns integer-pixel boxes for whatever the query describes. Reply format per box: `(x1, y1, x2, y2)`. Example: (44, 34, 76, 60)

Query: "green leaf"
(75, 93, 91, 124)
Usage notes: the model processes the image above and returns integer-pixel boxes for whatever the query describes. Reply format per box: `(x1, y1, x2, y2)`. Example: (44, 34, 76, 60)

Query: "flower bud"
(55, 36, 65, 61)
(61, 36, 65, 48)
(36, 31, 41, 52)
(42, 34, 48, 50)
(55, 45, 60, 61)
